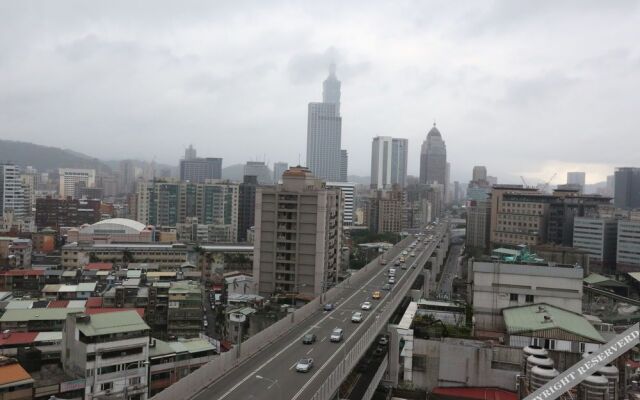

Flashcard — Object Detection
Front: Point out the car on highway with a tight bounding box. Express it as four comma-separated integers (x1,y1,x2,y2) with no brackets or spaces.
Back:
361,301,372,310
323,303,334,311
388,276,395,284
401,263,407,270
378,336,389,345
296,358,314,372
302,333,317,344
402,250,408,256
351,312,364,323
410,252,416,257
373,346,385,356
394,260,401,266
330,328,344,342
399,257,405,263
381,284,391,291
372,291,381,299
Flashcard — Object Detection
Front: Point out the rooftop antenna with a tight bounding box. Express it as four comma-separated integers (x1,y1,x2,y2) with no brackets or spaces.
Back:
298,153,301,167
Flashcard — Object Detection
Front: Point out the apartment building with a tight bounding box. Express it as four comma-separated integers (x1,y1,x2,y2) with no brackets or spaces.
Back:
58,168,96,199
166,281,202,339
472,260,584,331
253,167,342,299
61,243,188,269
62,311,150,400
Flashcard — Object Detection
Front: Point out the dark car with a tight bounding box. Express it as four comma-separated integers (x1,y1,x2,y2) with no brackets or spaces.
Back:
382,284,391,291
302,333,317,344
373,346,385,356
323,303,334,311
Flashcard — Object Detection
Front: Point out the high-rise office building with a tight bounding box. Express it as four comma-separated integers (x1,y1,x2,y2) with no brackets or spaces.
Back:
472,166,487,182
253,167,341,298
0,163,25,220
567,172,586,187
179,157,222,183
244,161,272,185
185,144,197,161
20,169,37,217
306,65,342,182
119,160,137,195
419,124,447,197
58,168,96,199
614,167,640,209
370,137,408,189
273,162,289,184
367,187,405,234
238,175,259,242
340,150,348,182
573,217,618,271
617,219,640,272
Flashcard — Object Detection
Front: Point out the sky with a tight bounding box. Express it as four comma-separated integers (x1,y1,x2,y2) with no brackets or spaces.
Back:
1,1,639,185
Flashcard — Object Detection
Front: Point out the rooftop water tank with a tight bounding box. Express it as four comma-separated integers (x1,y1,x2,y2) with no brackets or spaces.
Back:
578,373,609,400
530,365,559,391
522,345,548,373
526,355,554,384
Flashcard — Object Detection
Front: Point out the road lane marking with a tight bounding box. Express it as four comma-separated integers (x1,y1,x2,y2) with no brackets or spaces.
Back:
321,336,327,342
307,348,313,355
289,361,297,370
291,238,434,400
210,238,413,400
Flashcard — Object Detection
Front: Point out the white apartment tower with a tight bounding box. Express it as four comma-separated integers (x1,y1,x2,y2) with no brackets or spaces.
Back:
370,136,408,189
59,168,96,198
306,65,342,182
0,163,26,220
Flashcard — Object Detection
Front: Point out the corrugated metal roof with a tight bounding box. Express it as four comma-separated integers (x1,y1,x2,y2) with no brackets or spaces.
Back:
76,310,149,337
431,387,518,400
0,308,85,322
5,300,35,310
584,273,627,287
68,300,87,308
503,303,604,343
34,331,62,342
77,282,97,292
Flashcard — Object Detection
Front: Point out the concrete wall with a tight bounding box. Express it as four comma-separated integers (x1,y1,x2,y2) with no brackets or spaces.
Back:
414,338,518,391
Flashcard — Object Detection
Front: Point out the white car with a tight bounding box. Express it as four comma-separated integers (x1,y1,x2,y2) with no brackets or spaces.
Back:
361,301,372,310
330,328,344,342
351,312,364,323
388,277,395,284
296,358,314,372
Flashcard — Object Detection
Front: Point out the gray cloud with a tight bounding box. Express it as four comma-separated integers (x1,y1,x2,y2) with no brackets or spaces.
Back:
0,1,639,185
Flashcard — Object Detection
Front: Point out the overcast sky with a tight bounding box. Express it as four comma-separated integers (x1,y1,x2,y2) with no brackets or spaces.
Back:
1,1,639,184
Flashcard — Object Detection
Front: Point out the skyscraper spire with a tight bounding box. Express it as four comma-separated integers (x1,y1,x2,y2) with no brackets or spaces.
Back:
322,64,341,117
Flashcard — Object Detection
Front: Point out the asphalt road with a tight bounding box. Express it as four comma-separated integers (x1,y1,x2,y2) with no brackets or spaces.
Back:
190,223,447,400
436,243,462,297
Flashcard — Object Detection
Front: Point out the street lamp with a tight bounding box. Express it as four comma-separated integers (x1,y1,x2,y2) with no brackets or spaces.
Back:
122,360,150,400
255,375,282,400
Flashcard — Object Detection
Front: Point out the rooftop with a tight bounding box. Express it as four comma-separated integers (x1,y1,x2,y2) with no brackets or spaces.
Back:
76,310,149,336
503,303,604,343
0,308,85,322
0,360,33,386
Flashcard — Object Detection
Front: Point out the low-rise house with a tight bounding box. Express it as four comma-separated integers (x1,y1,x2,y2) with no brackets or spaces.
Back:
61,311,151,400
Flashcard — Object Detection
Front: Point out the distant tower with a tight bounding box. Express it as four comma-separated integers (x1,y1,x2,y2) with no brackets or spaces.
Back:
273,162,289,183
185,144,197,161
419,123,447,191
340,150,348,182
306,64,342,182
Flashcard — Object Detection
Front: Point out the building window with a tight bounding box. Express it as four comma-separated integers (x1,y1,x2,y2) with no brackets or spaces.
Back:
509,293,518,302
579,342,586,353
129,376,141,385
533,338,556,350
525,295,534,303
100,382,113,391
413,355,427,371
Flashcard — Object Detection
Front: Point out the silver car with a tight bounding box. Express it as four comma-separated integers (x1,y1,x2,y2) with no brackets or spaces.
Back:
330,328,344,342
296,358,314,372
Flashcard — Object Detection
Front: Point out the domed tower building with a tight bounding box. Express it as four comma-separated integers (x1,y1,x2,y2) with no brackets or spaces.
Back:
419,123,447,191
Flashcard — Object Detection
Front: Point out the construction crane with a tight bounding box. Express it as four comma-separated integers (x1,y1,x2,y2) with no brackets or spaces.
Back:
540,172,557,193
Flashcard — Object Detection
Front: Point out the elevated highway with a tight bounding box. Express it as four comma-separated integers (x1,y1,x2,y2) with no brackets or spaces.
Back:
153,220,450,400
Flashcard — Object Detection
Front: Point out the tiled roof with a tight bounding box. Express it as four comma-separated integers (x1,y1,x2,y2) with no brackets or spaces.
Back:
84,262,113,270
2,269,43,276
47,300,70,308
0,362,33,386
431,387,517,400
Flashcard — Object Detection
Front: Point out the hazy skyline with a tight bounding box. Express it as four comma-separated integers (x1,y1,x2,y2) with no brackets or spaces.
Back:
1,1,639,184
